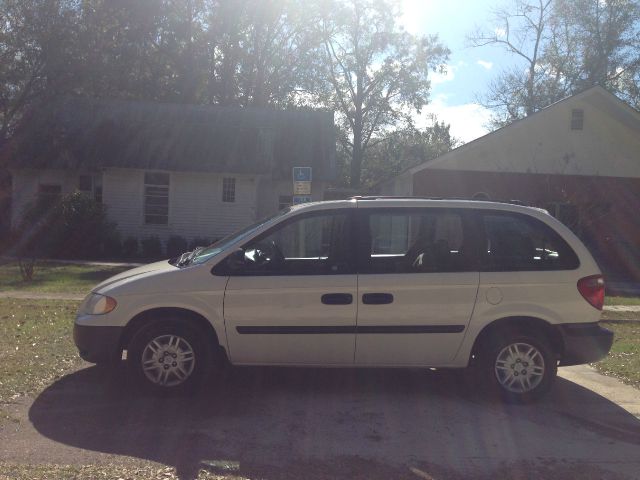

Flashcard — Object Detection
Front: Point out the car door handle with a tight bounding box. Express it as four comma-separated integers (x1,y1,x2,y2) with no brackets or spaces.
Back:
321,293,353,305
362,293,394,305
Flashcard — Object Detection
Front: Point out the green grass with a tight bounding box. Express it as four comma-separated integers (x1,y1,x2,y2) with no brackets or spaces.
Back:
0,261,131,294
0,463,246,480
0,299,82,404
601,310,639,321
605,295,640,306
594,321,640,389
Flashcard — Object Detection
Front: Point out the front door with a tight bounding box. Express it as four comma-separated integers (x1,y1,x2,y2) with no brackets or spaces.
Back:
221,209,357,365
355,207,480,366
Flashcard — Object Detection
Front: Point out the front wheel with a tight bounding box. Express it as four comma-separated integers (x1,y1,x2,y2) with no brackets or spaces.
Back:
483,331,557,402
128,321,211,394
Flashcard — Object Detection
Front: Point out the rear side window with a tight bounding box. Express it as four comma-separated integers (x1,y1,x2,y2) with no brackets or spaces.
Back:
481,212,579,271
361,209,473,273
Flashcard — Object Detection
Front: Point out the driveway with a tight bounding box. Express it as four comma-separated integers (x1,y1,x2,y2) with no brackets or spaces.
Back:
1,365,639,480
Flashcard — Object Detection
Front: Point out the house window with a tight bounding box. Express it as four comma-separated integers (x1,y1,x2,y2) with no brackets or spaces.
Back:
571,109,584,130
222,177,236,203
144,172,169,225
78,174,103,203
37,184,62,202
279,195,292,210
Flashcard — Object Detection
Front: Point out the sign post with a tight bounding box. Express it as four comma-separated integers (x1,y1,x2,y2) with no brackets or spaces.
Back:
292,167,312,204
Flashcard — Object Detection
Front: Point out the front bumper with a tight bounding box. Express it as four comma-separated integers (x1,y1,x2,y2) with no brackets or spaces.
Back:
558,322,614,366
73,323,124,364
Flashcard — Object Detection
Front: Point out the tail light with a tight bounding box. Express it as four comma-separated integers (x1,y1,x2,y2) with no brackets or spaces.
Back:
577,275,605,310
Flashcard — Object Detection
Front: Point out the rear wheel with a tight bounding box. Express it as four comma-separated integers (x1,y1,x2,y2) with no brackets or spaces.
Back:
482,330,557,402
128,320,211,394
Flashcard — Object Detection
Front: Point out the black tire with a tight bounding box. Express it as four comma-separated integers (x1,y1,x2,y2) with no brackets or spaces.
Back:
127,319,212,395
481,329,557,403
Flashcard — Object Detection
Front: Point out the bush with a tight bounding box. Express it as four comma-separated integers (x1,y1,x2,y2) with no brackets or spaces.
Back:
122,237,139,258
15,192,116,260
102,230,122,258
188,237,212,250
141,236,163,259
166,235,188,258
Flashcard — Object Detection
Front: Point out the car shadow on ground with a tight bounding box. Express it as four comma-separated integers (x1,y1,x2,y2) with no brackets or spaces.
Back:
29,365,640,480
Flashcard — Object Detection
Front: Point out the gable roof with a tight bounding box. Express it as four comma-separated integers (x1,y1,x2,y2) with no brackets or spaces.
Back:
406,86,640,178
2,96,336,181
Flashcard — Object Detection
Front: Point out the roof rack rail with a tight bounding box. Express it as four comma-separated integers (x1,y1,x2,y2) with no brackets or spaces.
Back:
348,195,531,207
348,195,445,200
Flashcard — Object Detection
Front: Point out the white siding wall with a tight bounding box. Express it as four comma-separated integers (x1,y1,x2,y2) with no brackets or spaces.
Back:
103,168,258,243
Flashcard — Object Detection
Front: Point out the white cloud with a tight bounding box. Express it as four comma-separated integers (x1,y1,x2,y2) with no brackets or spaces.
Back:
494,27,507,38
477,60,493,70
416,94,492,143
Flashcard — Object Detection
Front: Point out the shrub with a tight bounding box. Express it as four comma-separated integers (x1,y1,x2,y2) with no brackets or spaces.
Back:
15,192,116,260
122,237,139,258
102,230,123,258
188,237,212,250
141,236,163,259
166,235,188,258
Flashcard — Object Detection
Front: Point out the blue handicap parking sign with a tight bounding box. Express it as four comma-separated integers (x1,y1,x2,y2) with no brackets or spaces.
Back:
293,195,313,204
293,166,312,182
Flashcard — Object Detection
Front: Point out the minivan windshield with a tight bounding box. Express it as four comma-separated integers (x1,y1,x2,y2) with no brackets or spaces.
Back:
189,208,292,265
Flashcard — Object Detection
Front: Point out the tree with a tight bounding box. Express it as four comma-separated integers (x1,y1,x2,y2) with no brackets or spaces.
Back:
360,120,457,189
548,0,640,106
202,0,325,107
470,0,640,128
318,0,449,188
0,0,79,143
469,0,559,128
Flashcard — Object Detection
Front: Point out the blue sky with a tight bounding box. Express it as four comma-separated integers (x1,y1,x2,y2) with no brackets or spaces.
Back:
400,0,518,142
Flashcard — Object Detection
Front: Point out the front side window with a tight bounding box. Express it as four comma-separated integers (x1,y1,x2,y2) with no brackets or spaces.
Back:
230,212,353,275
144,172,169,225
481,212,579,271
362,209,470,274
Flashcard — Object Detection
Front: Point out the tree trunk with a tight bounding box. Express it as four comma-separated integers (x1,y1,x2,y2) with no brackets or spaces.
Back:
350,137,363,189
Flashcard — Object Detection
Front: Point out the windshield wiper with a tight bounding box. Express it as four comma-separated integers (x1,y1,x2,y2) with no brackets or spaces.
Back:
177,247,204,267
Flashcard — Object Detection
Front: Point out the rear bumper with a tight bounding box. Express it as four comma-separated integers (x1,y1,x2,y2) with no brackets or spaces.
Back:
73,323,124,364
558,323,614,366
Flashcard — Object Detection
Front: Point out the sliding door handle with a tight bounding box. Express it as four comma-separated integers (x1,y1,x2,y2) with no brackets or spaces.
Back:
321,293,353,305
362,293,394,305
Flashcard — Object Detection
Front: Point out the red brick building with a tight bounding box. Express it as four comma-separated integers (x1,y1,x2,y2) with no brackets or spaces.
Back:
384,87,640,281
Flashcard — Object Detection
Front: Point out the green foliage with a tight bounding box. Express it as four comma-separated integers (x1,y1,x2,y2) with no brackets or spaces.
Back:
141,236,163,259
361,121,457,189
15,192,116,260
166,235,188,258
122,237,139,258
102,230,122,258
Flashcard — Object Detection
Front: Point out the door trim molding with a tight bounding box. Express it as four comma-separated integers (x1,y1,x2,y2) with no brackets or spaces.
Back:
236,325,465,334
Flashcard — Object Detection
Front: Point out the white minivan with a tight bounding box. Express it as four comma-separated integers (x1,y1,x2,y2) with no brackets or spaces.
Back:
74,198,613,401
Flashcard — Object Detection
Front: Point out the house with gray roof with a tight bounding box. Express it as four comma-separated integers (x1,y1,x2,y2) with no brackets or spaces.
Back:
3,97,335,246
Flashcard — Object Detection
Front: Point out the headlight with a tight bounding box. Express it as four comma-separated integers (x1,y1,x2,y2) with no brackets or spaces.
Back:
82,293,117,315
